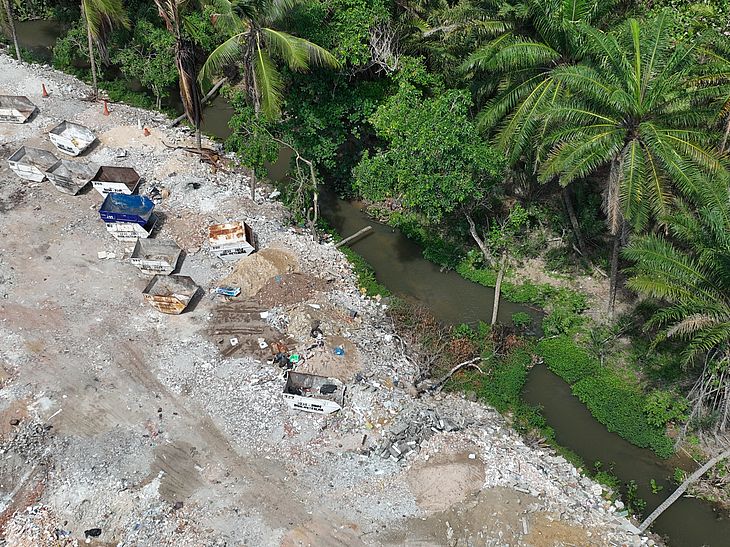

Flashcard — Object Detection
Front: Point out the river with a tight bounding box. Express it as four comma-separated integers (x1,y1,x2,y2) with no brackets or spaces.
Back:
12,19,730,546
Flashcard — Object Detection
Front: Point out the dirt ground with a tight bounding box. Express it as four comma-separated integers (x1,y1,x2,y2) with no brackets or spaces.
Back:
0,56,653,547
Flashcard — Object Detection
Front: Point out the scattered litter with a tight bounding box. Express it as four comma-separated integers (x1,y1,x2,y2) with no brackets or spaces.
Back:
283,372,345,414
334,346,345,356
214,286,241,297
259,311,270,319
257,337,268,349
230,337,239,346
307,303,321,309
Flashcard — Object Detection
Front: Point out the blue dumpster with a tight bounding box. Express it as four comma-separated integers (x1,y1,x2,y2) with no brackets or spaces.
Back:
99,193,154,225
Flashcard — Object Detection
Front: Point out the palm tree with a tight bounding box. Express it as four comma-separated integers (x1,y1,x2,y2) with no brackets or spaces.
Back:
460,0,616,254
200,0,340,120
1,0,21,62
154,0,203,150
624,192,730,433
538,13,727,317
82,0,129,99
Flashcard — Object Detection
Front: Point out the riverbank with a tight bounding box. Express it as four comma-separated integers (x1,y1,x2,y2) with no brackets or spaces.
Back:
0,57,660,545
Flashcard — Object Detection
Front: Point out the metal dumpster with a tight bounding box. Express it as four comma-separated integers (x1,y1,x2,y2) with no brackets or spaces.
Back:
142,275,199,314
99,193,154,224
48,121,96,156
45,159,97,195
91,166,141,196
8,147,58,182
208,221,256,260
131,239,182,275
0,95,37,123
99,193,156,242
283,372,345,414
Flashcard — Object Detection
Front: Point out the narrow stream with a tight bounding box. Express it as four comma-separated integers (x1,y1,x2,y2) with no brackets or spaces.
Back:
15,19,730,546
13,20,66,61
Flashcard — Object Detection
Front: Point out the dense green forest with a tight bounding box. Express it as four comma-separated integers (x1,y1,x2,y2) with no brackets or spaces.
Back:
4,0,730,473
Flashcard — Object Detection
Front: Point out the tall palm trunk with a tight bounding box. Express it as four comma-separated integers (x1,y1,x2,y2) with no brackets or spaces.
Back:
83,4,99,99
3,0,20,61
562,186,588,256
606,156,623,319
721,114,730,153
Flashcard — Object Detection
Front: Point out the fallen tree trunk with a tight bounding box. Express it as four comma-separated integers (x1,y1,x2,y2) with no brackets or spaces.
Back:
335,226,373,248
418,357,483,394
170,78,227,128
638,448,730,532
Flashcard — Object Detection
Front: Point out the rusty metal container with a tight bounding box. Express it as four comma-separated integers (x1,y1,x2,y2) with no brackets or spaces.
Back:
131,239,182,275
208,221,255,260
45,159,97,195
142,275,199,314
91,166,141,196
0,95,37,123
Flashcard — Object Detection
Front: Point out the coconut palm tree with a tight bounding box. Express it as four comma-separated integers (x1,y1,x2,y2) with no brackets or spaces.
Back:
624,191,730,433
1,0,21,62
538,13,727,317
154,0,203,149
460,0,618,254
82,0,129,99
200,0,340,120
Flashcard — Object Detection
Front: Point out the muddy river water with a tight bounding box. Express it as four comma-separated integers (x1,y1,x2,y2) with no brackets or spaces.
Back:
12,19,730,545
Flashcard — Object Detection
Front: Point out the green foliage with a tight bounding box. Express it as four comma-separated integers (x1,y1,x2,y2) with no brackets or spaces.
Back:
53,21,92,77
573,372,675,457
112,20,177,108
290,0,390,67
537,336,674,457
473,348,532,412
536,336,598,383
225,95,280,178
650,478,664,494
625,480,647,516
540,13,727,233
673,467,687,484
512,312,532,329
200,0,340,120
389,211,463,267
641,0,730,37
353,78,505,224
644,390,689,428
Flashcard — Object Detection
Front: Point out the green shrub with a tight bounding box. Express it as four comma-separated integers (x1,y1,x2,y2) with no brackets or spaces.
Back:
537,336,598,384
475,348,532,412
512,312,532,329
643,390,689,428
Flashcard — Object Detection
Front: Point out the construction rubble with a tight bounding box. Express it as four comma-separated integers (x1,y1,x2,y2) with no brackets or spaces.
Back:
0,56,662,545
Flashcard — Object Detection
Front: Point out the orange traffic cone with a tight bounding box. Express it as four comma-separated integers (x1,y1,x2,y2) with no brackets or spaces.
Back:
143,127,151,136
102,100,110,116
41,83,49,98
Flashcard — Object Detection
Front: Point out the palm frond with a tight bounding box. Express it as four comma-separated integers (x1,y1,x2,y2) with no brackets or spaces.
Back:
253,43,284,119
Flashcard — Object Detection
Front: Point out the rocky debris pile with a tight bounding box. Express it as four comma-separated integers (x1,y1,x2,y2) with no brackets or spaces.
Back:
376,406,464,462
0,419,51,464
3,505,79,547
